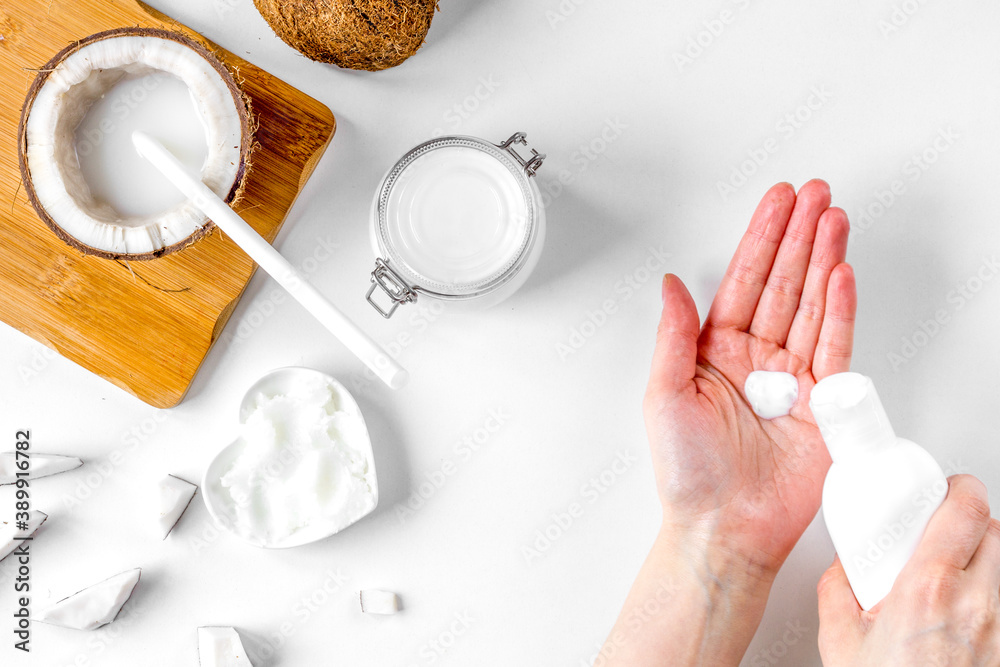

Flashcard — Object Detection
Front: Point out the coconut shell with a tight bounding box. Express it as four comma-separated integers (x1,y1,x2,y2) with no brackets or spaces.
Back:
253,0,438,71
17,27,255,261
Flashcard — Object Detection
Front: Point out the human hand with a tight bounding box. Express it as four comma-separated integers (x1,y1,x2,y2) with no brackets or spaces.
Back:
646,180,856,574
599,181,857,667
818,475,1000,666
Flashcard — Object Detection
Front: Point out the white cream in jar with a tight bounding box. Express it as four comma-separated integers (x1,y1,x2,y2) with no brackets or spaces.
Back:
367,133,546,317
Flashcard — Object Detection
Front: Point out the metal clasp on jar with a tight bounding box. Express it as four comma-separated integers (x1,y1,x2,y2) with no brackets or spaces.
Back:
367,258,418,319
499,132,546,177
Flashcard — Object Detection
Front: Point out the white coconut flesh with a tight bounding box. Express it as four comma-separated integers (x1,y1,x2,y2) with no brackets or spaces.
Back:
0,452,82,485
36,568,142,631
157,474,198,539
0,511,47,562
360,589,400,615
198,627,253,667
23,34,244,258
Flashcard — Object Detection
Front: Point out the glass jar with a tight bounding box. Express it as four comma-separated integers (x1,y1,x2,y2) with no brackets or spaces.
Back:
366,132,546,318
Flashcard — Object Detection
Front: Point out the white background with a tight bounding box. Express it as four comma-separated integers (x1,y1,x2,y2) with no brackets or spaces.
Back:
2,0,999,665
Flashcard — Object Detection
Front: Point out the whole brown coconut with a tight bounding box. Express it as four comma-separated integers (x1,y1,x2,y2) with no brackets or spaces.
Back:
253,0,438,71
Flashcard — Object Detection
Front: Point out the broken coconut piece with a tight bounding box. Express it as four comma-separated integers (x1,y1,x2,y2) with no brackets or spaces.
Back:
158,474,198,540
198,627,253,667
36,569,141,631
359,590,400,615
0,452,82,485
18,27,253,260
0,511,47,562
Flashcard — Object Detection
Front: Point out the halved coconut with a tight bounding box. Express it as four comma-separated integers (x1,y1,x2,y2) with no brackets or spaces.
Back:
18,28,253,260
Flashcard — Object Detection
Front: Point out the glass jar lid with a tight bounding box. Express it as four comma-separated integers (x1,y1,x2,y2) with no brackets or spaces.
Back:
368,133,545,318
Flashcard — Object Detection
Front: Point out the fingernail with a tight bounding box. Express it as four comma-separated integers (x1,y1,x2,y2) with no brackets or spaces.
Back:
661,274,671,305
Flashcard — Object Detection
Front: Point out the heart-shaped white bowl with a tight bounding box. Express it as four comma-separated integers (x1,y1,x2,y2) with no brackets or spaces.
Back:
202,367,378,549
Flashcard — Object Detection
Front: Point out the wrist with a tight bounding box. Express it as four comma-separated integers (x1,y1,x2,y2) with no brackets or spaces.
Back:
600,521,778,666
660,510,786,584
655,517,779,659
658,518,777,597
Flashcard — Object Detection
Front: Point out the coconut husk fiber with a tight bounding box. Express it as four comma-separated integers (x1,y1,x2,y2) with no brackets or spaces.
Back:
253,0,439,72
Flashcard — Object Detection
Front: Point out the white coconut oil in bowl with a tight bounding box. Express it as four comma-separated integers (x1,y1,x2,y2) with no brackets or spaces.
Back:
202,368,378,549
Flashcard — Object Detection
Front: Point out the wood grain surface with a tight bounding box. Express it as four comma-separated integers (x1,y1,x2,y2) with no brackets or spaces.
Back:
0,0,336,408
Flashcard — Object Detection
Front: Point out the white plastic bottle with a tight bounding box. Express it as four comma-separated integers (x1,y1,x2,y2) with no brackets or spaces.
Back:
809,372,947,611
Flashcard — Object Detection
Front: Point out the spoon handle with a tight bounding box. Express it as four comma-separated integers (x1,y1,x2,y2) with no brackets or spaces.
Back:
133,131,408,390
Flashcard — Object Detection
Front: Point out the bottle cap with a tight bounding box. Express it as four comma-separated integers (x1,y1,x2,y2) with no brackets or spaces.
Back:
809,373,896,463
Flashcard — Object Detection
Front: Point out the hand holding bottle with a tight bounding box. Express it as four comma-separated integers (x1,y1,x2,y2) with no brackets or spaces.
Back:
645,179,856,574
818,474,1000,666
600,179,1000,667
811,372,948,610
600,180,857,666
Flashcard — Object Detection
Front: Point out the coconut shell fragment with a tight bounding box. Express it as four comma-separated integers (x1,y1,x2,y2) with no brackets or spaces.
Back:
36,569,142,631
253,0,438,71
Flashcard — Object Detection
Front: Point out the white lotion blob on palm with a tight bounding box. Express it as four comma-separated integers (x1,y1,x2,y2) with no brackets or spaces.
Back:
744,371,799,419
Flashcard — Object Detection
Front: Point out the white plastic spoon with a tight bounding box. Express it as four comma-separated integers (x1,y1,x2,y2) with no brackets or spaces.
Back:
132,131,407,390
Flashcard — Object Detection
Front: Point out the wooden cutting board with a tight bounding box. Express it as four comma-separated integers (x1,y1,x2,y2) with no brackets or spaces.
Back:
0,0,336,408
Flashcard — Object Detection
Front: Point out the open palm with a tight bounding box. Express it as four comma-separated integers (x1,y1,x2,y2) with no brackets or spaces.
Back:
645,181,857,572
